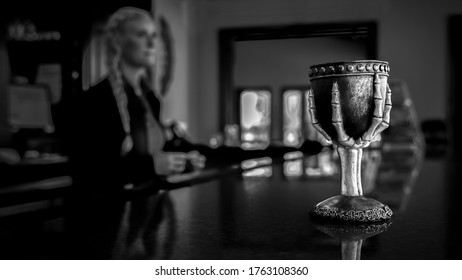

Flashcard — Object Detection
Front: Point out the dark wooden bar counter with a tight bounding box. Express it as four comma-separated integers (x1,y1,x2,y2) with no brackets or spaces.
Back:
0,142,460,260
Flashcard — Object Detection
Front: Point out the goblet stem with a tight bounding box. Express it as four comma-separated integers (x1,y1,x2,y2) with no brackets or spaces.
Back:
337,146,363,196
341,240,363,260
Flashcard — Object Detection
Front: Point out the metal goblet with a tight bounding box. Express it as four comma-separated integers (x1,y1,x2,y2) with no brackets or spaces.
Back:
308,60,393,222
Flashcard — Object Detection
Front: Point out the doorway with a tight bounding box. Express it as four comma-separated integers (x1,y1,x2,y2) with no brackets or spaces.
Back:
218,22,378,143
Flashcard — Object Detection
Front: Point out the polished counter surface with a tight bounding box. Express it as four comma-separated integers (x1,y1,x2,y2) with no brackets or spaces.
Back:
0,144,460,260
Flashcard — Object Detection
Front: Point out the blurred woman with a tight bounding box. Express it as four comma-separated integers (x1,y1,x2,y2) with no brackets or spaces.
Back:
69,7,205,195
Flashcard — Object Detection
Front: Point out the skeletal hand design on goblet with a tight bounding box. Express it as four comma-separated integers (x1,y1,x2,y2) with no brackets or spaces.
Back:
308,60,393,222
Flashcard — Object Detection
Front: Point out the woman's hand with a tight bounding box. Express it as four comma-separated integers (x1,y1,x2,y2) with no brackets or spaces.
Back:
154,152,188,175
153,151,206,175
186,151,206,170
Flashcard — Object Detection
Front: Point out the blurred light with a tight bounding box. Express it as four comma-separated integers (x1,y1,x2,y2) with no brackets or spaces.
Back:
286,132,296,144
304,149,338,177
176,120,188,132
241,157,272,170
241,142,269,150
209,133,223,148
242,132,255,141
404,98,412,107
283,90,302,147
284,151,303,160
240,90,271,149
242,167,273,178
123,183,134,190
209,138,218,148
306,167,323,177
318,151,336,176
224,124,240,147
284,159,303,177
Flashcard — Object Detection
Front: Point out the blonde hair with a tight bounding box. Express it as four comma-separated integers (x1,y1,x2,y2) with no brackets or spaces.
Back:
104,7,155,155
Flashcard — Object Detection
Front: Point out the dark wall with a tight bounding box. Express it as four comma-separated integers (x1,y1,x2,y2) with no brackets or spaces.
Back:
0,0,151,149
1,0,151,25
1,0,152,51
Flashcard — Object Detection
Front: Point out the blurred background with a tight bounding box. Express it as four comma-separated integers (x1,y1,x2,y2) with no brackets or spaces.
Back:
0,0,458,156
1,0,462,260
0,0,459,200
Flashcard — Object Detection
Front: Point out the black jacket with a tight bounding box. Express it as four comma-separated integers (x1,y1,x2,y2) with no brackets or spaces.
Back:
68,77,162,195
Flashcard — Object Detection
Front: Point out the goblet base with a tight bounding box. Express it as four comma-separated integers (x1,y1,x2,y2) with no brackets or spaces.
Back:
311,195,393,223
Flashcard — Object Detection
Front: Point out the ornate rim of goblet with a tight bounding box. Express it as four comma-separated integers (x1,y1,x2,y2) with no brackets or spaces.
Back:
309,60,390,80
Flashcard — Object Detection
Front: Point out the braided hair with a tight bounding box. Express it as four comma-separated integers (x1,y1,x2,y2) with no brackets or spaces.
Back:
104,7,156,155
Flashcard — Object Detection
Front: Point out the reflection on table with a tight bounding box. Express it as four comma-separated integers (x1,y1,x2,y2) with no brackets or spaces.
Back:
0,108,451,260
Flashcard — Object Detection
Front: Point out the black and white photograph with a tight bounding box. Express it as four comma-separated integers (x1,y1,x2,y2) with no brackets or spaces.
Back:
0,0,461,278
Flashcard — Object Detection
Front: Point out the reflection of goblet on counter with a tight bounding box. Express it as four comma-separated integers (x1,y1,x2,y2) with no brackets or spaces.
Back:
313,219,392,259
308,60,393,222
